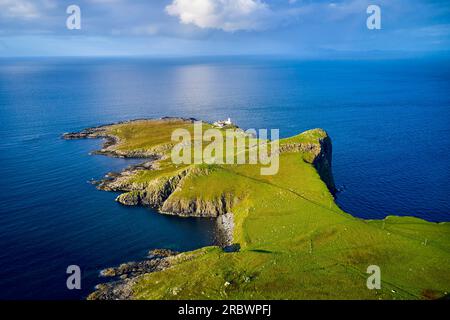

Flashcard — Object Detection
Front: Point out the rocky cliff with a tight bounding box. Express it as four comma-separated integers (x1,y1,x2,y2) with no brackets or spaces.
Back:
64,121,336,219
279,129,336,194
114,168,240,218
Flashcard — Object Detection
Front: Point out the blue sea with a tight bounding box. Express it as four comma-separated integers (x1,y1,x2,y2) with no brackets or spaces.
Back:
0,57,449,300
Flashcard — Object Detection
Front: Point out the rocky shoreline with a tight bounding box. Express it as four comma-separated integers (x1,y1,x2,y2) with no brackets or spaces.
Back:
64,118,335,216
64,118,336,300
63,117,196,158
88,249,203,300
64,117,335,244
64,118,243,220
64,119,238,299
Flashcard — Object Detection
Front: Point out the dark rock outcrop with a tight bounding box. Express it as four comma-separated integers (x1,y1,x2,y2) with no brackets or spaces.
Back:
161,192,239,218
88,249,202,300
115,170,188,207
279,132,336,195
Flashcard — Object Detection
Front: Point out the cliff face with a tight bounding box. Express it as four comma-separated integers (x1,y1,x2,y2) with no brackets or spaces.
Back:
115,168,240,218
161,192,238,218
116,170,188,207
279,130,336,195
314,136,336,195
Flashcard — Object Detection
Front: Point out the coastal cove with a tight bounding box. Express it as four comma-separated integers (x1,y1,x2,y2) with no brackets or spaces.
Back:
0,57,449,299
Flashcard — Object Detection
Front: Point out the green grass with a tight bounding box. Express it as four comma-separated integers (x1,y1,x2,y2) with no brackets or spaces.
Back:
107,119,195,152
100,119,450,300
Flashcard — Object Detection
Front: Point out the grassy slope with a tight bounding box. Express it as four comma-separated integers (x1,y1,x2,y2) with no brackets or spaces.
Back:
100,119,450,300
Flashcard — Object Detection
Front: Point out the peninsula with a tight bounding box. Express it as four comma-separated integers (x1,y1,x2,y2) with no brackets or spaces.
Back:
63,118,450,300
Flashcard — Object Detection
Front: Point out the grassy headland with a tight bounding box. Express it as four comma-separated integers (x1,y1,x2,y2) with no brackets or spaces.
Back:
64,118,450,300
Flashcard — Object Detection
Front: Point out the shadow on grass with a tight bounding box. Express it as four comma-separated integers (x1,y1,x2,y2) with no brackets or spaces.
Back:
249,249,273,254
223,244,241,253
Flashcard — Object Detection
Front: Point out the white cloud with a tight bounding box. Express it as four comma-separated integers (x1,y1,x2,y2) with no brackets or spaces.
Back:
165,0,275,32
0,0,40,19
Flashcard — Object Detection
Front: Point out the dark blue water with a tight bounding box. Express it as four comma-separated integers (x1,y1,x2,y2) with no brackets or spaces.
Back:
0,57,449,299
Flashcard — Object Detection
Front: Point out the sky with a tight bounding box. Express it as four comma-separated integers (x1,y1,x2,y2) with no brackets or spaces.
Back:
0,0,449,57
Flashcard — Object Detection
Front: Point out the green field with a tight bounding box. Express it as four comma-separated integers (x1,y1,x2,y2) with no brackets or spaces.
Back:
87,118,450,300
